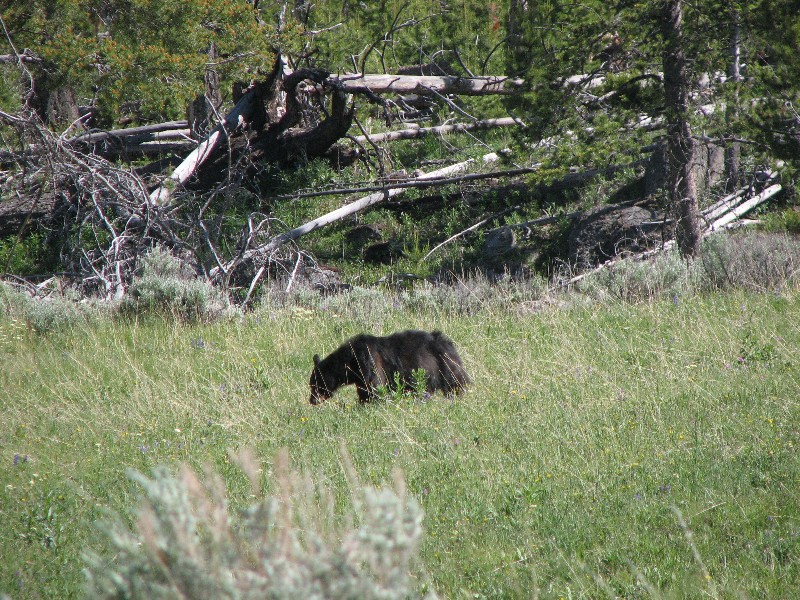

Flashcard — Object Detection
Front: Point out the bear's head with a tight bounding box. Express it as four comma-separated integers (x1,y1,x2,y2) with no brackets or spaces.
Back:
309,354,334,405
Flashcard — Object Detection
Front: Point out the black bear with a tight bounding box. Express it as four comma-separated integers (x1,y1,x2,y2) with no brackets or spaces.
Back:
309,329,469,404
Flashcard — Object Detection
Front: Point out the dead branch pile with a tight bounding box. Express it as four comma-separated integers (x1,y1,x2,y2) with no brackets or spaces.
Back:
1,57,532,300
1,109,155,298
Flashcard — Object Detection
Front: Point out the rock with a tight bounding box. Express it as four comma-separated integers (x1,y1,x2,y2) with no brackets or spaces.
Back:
568,204,667,267
482,226,517,260
310,268,351,295
346,224,383,246
364,241,405,264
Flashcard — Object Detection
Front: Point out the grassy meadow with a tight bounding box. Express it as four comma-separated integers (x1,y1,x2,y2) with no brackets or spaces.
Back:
1,287,799,598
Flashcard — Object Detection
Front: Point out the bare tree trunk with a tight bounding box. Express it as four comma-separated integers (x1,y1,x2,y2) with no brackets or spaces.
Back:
661,0,701,258
507,0,530,73
725,9,742,191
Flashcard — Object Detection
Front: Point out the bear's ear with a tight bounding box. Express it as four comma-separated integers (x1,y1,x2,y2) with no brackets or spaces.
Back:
313,354,321,366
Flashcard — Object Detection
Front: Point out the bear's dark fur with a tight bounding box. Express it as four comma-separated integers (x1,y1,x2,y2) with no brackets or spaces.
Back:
309,329,469,404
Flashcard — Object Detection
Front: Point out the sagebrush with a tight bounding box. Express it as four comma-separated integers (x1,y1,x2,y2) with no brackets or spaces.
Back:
83,448,434,600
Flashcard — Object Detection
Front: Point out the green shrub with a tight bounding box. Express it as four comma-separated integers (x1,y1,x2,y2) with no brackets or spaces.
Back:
784,208,800,234
21,294,87,333
83,449,434,600
122,247,228,322
0,233,51,275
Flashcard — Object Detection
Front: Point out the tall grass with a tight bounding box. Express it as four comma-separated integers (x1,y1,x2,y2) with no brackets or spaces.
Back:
2,237,800,598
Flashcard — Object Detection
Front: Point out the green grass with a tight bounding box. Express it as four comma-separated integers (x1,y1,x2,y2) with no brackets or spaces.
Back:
2,290,800,598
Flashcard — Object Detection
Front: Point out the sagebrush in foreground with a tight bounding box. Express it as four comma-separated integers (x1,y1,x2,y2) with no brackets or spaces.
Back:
83,448,434,600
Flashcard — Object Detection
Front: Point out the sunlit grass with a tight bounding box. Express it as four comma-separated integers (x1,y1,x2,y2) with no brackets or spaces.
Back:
2,290,799,598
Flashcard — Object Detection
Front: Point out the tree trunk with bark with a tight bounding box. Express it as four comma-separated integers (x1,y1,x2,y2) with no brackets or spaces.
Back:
661,0,701,258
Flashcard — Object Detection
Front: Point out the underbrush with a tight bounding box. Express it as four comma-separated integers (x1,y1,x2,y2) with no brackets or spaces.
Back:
576,231,800,302
2,232,799,336
3,231,799,338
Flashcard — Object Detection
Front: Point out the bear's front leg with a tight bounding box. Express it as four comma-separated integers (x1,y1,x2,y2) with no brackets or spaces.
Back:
356,385,372,403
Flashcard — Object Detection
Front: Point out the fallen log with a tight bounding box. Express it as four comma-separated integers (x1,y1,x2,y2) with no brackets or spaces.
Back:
266,164,540,202
148,84,265,206
353,117,523,145
707,183,782,232
334,73,525,96
701,187,748,222
210,151,502,282
69,121,189,145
